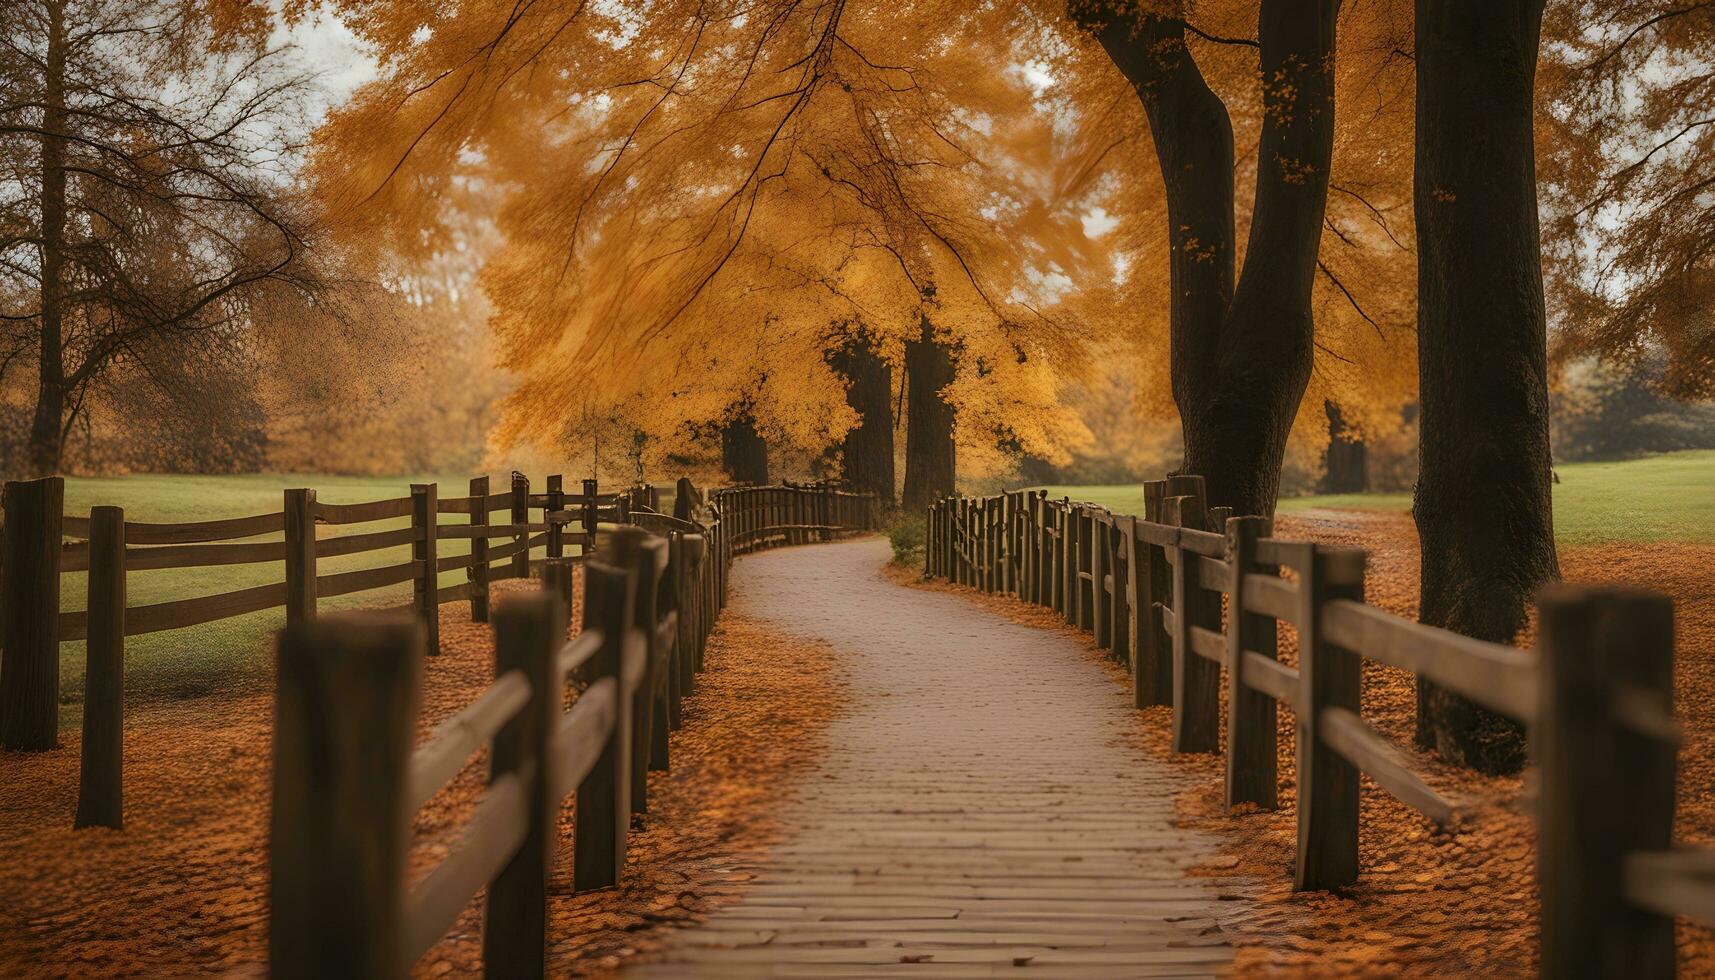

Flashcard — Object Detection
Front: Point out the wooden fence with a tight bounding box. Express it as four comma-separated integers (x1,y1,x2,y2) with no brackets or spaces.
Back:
0,475,863,832
269,483,873,977
927,476,1704,978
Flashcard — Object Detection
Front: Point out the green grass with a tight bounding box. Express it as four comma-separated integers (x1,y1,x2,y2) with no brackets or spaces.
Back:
1036,449,1715,548
52,471,548,716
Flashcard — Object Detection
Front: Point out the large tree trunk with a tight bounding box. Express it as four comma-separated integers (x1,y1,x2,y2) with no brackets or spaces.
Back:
901,320,955,513
828,331,895,506
1086,2,1340,518
29,0,68,478
1413,0,1558,774
720,411,769,485
1320,401,1369,494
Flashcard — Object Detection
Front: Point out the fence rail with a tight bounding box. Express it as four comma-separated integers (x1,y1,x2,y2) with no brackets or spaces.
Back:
269,482,873,977
927,477,1692,978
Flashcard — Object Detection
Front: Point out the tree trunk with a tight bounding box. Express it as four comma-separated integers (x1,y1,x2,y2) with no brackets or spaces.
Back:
29,0,68,478
828,331,895,506
1413,0,1558,774
719,411,769,485
1320,401,1368,494
901,319,955,512
1085,2,1340,518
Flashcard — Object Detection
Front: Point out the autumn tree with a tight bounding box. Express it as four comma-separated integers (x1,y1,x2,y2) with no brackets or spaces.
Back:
1070,0,1343,517
826,323,896,505
1411,0,1558,772
0,0,322,476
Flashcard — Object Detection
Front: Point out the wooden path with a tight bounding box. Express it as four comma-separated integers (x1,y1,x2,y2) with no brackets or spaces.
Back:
628,538,1250,978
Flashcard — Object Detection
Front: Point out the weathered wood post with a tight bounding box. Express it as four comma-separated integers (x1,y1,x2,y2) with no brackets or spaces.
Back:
1537,586,1676,978
1093,514,1112,649
1294,543,1366,890
411,483,440,656
574,560,634,890
283,488,317,627
1225,516,1279,809
1,476,63,751
663,534,684,731
485,589,561,977
546,475,564,560
1062,500,1078,626
1167,478,1220,754
607,528,663,812
581,478,599,558
270,612,420,980
76,505,125,828
1111,518,1132,669
469,476,491,622
1138,480,1173,706
511,471,530,580
680,535,705,696
542,557,576,627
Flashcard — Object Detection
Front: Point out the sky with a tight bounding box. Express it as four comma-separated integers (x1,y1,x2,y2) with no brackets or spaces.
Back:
277,6,377,127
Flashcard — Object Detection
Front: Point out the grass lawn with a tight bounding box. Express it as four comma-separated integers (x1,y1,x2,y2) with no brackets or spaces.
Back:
1036,448,1715,548
51,471,560,715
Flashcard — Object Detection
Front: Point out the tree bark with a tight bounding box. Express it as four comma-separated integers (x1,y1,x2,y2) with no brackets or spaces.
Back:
1084,1,1340,518
901,319,955,512
827,330,895,506
1413,0,1558,774
719,410,769,485
29,0,68,478
1320,401,1368,494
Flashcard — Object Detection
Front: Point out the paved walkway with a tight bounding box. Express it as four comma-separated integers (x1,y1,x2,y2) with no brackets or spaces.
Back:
629,538,1247,978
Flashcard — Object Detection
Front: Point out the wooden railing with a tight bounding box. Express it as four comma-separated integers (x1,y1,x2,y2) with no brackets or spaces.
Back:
268,483,871,977
0,476,867,832
927,476,1699,978
713,481,881,555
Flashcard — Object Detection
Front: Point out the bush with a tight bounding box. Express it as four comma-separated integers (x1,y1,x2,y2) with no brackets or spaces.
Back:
885,511,926,567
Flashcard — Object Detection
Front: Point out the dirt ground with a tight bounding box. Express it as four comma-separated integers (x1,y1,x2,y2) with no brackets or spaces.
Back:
0,574,844,977
901,509,1715,976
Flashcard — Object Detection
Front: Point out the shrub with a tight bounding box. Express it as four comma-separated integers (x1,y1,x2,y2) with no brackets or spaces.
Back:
885,511,926,567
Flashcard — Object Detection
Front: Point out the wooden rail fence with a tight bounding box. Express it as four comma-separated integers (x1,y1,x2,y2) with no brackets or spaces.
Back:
269,483,874,977
928,477,1703,978
0,475,866,832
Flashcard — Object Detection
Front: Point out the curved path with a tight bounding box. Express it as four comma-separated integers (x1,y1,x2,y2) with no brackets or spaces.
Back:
629,538,1248,978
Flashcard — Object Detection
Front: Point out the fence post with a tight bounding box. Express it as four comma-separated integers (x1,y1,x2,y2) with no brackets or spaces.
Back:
1537,586,1676,978
511,471,530,580
469,476,491,622
1094,515,1112,649
1,476,63,751
680,535,705,696
547,474,564,560
485,590,561,978
542,557,576,626
607,528,661,812
1167,478,1220,754
1295,544,1366,890
270,612,419,980
664,534,684,731
581,478,599,558
411,484,440,656
284,488,317,627
1112,518,1132,670
575,560,634,890
1137,480,1172,706
76,505,124,828
1225,516,1279,809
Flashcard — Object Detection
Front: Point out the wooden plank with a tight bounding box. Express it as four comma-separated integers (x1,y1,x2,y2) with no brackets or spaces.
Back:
317,527,417,558
406,670,531,812
1242,573,1298,623
125,540,286,570
553,677,617,799
1188,625,1227,666
1166,480,1219,755
128,581,288,635
313,496,413,525
1193,554,1228,594
316,561,420,599
402,773,530,966
1,477,63,749
284,489,316,627
1295,544,1365,891
1624,849,1715,930
468,475,490,622
1241,651,1298,705
1318,706,1456,825
120,511,283,544
575,562,631,891
1319,598,1536,722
